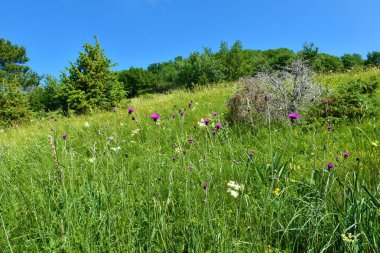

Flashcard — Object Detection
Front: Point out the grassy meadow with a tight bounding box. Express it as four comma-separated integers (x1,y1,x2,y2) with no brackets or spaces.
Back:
0,70,379,252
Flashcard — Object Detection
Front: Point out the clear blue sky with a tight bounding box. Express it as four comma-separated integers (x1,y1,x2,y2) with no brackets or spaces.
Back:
2,0,380,77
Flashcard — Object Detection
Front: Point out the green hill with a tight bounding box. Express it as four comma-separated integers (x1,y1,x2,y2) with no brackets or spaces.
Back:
0,70,379,252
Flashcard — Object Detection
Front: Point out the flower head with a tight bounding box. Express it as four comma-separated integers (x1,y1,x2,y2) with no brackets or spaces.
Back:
249,150,254,158
128,108,135,114
203,118,210,125
227,188,239,198
343,151,349,158
216,123,222,129
202,183,208,190
213,112,217,117
150,113,160,122
327,163,334,170
328,125,333,131
62,133,68,140
212,130,217,135
288,113,299,120
188,137,194,143
323,99,330,104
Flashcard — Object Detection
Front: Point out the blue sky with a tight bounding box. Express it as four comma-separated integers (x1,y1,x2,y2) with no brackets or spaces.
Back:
2,0,380,77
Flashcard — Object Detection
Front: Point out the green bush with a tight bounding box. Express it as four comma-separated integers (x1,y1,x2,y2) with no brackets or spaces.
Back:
311,77,379,121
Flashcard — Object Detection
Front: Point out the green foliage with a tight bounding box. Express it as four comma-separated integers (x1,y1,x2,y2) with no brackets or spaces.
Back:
366,51,380,66
0,38,39,126
0,80,31,126
118,67,158,97
0,38,40,88
298,42,319,64
312,77,379,121
175,49,224,89
312,53,344,73
263,48,296,70
60,37,125,114
341,53,364,69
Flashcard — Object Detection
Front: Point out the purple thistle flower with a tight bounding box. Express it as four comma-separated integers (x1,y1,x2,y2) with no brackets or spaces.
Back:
128,108,135,114
150,113,160,122
203,118,210,125
202,183,208,190
213,112,217,117
172,156,177,162
188,137,194,143
216,123,222,129
188,102,192,108
323,99,330,104
327,125,333,131
343,151,349,158
249,150,254,158
180,111,185,117
212,130,217,135
327,163,334,170
62,133,68,140
288,113,299,121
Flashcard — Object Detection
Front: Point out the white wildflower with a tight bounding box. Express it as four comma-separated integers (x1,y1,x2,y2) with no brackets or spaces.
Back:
227,189,239,198
197,121,207,128
110,146,121,152
175,147,182,153
131,128,140,136
341,233,356,243
227,181,243,191
84,122,90,128
109,135,115,141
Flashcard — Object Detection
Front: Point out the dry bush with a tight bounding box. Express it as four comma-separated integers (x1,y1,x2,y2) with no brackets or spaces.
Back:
228,59,323,123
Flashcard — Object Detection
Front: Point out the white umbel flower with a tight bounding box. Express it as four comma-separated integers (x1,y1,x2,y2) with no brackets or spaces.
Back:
227,188,239,198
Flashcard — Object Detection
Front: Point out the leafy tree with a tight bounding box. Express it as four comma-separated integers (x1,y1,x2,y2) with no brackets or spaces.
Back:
263,48,296,70
215,41,245,81
175,49,224,89
366,51,380,66
0,78,31,126
0,38,39,126
118,67,158,97
312,53,343,73
298,42,319,65
0,38,40,87
341,54,364,69
60,37,125,114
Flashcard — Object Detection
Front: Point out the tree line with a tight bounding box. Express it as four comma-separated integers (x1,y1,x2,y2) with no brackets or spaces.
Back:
1,36,379,126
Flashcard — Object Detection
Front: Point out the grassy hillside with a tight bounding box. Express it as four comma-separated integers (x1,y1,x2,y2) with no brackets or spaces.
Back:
0,71,379,252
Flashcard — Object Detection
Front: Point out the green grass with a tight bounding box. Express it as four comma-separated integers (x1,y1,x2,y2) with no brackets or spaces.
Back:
0,75,379,252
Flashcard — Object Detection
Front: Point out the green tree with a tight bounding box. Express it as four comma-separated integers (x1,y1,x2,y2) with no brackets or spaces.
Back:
366,51,380,66
0,38,39,126
341,54,364,69
312,53,343,73
298,42,319,65
118,67,158,97
61,37,125,114
215,41,245,81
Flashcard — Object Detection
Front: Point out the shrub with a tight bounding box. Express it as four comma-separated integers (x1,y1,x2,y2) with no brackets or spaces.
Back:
227,59,322,123
311,77,379,121
0,81,31,127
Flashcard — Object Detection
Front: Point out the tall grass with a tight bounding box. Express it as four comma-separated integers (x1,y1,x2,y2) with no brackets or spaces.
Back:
0,78,379,252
